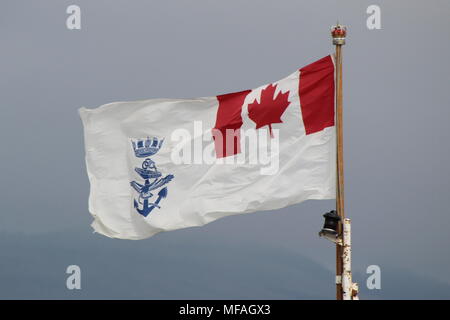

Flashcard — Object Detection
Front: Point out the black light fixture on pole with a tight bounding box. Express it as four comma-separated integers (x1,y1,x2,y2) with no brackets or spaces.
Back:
318,210,341,244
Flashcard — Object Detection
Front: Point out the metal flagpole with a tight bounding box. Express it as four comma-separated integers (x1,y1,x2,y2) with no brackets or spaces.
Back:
317,23,359,300
331,23,346,301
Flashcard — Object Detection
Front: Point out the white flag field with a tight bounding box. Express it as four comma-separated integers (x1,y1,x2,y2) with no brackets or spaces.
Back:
79,55,337,239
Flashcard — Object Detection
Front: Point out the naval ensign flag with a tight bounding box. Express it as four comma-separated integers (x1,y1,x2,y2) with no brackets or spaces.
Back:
79,55,336,239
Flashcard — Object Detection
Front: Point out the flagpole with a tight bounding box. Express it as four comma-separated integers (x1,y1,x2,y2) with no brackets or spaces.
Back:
332,23,346,300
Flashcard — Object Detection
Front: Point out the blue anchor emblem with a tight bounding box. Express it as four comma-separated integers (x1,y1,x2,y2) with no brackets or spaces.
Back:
129,137,174,217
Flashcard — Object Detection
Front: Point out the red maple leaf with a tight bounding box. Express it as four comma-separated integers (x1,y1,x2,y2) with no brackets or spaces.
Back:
248,84,290,137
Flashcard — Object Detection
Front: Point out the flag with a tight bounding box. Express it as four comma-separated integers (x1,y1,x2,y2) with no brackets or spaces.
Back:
79,55,336,239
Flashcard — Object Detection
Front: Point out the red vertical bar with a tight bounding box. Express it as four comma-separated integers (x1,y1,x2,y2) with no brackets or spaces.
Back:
299,55,335,135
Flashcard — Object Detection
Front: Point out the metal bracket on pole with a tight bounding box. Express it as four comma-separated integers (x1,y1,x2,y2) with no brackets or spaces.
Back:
352,282,359,300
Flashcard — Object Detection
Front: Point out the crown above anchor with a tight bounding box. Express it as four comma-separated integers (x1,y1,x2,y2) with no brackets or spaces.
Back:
132,137,164,158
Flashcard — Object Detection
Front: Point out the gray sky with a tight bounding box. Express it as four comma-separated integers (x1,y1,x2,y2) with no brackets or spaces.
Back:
1,0,450,299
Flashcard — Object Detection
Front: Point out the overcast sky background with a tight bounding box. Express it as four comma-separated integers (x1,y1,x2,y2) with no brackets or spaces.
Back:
1,0,450,299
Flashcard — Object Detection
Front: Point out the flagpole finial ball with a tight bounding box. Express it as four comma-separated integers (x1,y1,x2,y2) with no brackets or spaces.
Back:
331,24,347,45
